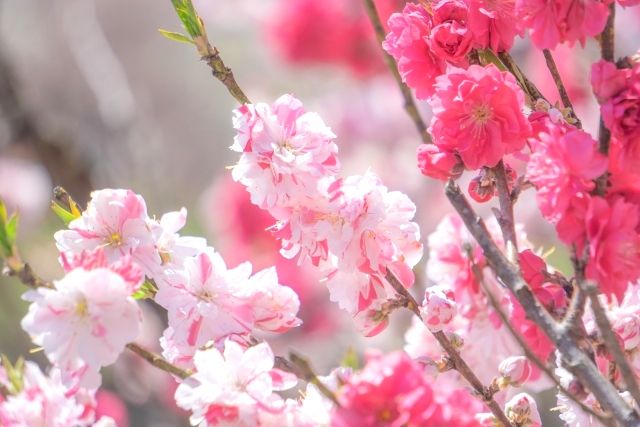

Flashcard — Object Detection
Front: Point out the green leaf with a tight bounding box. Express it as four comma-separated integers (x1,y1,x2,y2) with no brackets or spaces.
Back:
50,201,80,226
170,0,202,38
477,49,507,71
159,29,195,45
132,278,159,300
1,355,24,395
0,200,17,258
340,347,360,370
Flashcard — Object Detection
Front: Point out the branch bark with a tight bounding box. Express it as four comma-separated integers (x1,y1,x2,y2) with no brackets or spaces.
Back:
385,270,514,427
445,180,640,426
362,0,430,144
542,49,582,128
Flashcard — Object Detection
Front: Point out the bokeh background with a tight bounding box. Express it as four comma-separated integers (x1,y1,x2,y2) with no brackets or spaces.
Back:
1,0,639,425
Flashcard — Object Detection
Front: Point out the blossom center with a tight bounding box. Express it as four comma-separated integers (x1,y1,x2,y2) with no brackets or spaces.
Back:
107,232,123,247
472,104,493,125
75,297,89,318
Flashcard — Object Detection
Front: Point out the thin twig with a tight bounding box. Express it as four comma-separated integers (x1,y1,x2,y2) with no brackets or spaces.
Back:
385,270,514,427
362,0,430,143
498,52,547,103
126,343,192,379
3,256,54,289
277,353,341,407
492,161,518,263
542,49,582,128
583,281,640,408
445,180,640,426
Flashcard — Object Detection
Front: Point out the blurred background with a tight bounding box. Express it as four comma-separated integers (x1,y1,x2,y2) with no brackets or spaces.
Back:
0,0,639,425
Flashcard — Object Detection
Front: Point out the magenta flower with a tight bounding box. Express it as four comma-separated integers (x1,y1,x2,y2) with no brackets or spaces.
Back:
429,64,530,169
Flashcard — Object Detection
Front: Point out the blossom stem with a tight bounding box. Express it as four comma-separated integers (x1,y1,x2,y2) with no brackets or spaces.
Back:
3,256,54,289
497,52,547,103
385,269,514,427
582,280,640,408
542,49,582,128
125,343,192,379
445,179,640,427
469,254,613,425
492,161,518,263
277,353,341,407
362,0,430,144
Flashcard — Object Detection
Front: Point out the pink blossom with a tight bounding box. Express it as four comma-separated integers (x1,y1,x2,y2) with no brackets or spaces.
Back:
428,64,530,169
383,3,447,99
332,351,437,426
174,341,297,427
591,60,627,103
155,248,300,366
21,268,142,388
505,393,542,427
416,144,464,181
526,123,607,224
230,94,339,212
499,356,533,386
469,0,521,51
0,362,98,427
584,196,640,300
421,285,457,332
515,0,610,49
428,0,474,65
54,189,162,274
95,390,129,427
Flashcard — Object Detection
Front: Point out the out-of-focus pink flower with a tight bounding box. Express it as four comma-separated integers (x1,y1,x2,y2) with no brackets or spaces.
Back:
499,356,533,387
0,156,51,226
95,390,129,427
421,285,457,332
383,3,447,99
526,123,607,225
0,362,98,426
267,0,402,77
584,196,640,300
21,268,142,389
429,0,474,65
591,60,627,103
516,0,610,49
429,64,530,169
416,144,464,181
230,94,339,213
469,0,521,51
505,393,542,427
332,351,437,426
175,341,297,427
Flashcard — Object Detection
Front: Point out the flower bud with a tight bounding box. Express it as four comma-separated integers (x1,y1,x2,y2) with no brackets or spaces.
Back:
417,144,464,181
505,393,541,427
468,175,494,203
420,286,456,332
498,356,532,387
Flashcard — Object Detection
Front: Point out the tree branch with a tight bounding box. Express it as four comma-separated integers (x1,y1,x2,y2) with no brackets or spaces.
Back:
385,270,514,427
469,255,613,425
492,161,518,263
362,0,430,144
445,180,640,426
542,49,582,128
583,280,640,408
126,343,192,379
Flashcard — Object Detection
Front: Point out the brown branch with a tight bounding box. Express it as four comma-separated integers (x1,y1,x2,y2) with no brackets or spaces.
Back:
492,161,518,263
362,0,430,144
600,3,616,63
583,281,640,408
3,255,54,290
498,52,547,103
385,270,514,427
276,353,341,407
445,180,640,426
191,31,250,105
469,255,613,425
542,49,582,128
126,343,192,379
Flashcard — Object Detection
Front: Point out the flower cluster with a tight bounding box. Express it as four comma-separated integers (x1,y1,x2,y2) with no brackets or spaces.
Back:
230,94,423,335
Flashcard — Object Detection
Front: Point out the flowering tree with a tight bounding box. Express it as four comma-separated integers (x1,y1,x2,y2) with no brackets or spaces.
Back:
1,0,640,425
